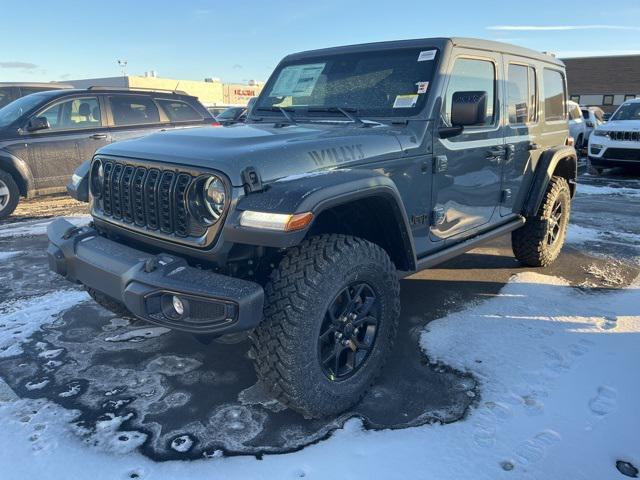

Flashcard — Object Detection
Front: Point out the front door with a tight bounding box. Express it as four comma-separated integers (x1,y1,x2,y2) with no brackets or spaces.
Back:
26,95,106,191
431,52,504,241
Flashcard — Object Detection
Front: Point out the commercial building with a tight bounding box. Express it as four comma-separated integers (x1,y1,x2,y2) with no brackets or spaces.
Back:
63,74,263,107
563,55,640,113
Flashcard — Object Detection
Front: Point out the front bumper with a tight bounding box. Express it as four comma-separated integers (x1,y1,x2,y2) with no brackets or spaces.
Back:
588,141,640,168
47,218,264,334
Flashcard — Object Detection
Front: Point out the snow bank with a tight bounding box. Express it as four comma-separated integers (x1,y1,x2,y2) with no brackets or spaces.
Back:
0,216,90,239
0,251,22,261
0,272,638,479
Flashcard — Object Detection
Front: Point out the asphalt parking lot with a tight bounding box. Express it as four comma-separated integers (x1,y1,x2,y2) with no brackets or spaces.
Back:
0,169,638,461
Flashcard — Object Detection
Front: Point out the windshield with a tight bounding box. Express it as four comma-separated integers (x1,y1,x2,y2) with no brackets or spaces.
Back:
255,47,439,119
611,103,640,121
0,93,49,128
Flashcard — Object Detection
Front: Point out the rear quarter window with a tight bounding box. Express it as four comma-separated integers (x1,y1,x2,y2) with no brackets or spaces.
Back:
157,99,202,122
543,69,566,122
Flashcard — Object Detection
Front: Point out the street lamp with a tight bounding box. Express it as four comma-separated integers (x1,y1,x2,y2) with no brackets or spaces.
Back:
117,59,128,78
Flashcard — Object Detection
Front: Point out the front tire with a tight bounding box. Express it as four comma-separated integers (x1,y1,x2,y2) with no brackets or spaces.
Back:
0,170,20,220
250,234,400,418
512,176,571,267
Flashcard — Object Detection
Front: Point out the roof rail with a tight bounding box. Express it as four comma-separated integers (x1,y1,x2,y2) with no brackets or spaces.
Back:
86,86,190,95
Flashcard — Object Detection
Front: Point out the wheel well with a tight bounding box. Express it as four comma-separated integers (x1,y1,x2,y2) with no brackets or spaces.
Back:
551,155,577,197
0,162,28,197
307,196,414,271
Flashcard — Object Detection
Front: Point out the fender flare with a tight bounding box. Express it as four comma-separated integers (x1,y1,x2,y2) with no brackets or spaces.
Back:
0,150,34,197
223,169,417,269
522,146,577,217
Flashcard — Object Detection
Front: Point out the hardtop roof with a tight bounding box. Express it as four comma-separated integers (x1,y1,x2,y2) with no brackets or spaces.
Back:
284,37,564,67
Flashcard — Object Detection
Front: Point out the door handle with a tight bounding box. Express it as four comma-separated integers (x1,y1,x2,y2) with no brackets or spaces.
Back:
90,133,107,140
486,146,505,160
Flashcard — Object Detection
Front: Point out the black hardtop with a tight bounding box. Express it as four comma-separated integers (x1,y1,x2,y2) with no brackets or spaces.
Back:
283,37,565,67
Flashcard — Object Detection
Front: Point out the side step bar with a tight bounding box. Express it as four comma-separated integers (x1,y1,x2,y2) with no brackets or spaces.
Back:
405,216,526,276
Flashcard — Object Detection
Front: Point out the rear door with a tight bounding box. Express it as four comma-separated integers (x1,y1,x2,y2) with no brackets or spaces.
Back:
431,51,504,241
501,58,541,216
25,95,106,191
105,94,167,143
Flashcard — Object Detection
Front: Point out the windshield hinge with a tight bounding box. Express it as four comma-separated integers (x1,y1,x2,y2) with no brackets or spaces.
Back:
241,167,264,194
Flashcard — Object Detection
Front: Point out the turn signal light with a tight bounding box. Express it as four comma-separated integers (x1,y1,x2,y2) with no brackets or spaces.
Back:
240,211,314,231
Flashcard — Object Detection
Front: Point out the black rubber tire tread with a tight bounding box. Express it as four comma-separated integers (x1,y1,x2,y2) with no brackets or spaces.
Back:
0,169,20,220
250,234,401,418
86,287,132,317
512,176,571,267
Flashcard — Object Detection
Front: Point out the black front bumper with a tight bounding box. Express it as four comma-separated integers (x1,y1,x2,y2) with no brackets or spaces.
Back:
47,218,264,334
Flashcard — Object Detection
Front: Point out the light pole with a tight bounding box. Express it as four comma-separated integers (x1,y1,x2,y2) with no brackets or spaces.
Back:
117,59,128,79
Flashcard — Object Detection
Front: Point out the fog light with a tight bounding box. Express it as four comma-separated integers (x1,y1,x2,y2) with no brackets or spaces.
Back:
172,296,185,316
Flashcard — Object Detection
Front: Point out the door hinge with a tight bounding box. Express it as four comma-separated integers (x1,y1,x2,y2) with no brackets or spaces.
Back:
433,155,448,173
430,206,446,226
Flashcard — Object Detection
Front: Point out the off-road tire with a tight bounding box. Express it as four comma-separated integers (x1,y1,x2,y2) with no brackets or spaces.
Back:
86,287,131,318
0,169,20,220
512,176,571,267
250,234,400,418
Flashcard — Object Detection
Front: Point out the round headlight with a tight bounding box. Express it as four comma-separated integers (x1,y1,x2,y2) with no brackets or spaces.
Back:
90,160,103,198
204,176,226,221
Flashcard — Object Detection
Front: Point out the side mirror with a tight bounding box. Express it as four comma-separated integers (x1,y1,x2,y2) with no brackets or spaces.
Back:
451,91,488,127
27,116,50,132
586,120,594,128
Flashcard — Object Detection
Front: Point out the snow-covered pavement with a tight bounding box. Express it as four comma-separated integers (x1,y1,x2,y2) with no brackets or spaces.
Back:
0,171,639,479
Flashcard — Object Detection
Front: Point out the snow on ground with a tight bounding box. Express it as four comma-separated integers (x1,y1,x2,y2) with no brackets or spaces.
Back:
0,251,23,261
0,216,90,239
578,183,640,198
0,271,638,480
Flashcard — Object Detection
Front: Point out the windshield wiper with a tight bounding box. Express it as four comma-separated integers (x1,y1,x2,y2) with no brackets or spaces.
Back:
307,107,371,127
255,106,297,125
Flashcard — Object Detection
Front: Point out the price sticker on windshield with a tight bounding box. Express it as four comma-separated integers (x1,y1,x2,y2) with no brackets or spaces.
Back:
417,50,437,62
393,94,419,109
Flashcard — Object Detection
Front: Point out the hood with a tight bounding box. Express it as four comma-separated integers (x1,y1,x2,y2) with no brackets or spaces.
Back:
599,120,640,131
97,123,404,186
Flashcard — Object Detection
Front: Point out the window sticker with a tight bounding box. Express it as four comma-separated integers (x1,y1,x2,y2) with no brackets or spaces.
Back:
416,81,429,94
270,63,326,97
417,50,437,62
393,94,419,108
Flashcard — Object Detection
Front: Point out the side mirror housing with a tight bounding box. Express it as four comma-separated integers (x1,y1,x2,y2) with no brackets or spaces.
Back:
451,91,488,127
27,116,50,132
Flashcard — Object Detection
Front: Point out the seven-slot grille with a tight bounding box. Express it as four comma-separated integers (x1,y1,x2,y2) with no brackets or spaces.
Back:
609,131,640,142
97,159,195,237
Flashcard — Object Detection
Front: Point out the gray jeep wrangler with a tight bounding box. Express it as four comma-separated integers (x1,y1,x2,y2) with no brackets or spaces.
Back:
48,37,577,418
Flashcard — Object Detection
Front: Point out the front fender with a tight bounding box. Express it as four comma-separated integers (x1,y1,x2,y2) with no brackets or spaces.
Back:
0,149,34,197
223,169,415,263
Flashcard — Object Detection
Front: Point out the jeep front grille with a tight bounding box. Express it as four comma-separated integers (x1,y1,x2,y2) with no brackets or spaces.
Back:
609,131,640,142
94,159,206,239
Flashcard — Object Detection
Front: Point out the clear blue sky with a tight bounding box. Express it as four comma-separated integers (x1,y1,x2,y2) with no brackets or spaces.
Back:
2,0,640,84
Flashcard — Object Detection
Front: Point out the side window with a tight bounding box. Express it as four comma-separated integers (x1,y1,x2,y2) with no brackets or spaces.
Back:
543,69,566,122
156,99,202,122
445,58,496,127
37,97,101,131
109,95,161,126
507,64,529,125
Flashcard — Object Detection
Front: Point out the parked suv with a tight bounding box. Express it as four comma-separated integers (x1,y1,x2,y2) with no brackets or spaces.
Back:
48,38,577,418
568,100,586,150
0,82,72,109
0,88,215,219
588,99,640,174
580,106,605,142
